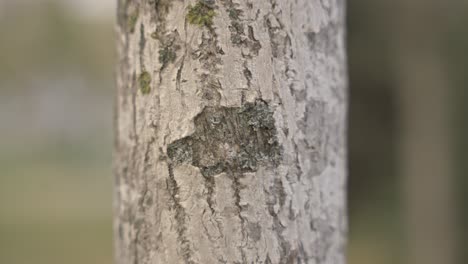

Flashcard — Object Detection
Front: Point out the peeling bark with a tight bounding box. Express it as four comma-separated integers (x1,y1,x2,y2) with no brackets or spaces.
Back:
114,0,348,263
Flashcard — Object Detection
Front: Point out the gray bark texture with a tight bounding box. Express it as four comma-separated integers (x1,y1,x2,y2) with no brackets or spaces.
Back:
114,0,348,263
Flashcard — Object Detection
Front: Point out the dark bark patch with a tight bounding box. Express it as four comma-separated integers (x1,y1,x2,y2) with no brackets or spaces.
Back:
148,0,175,40
167,100,281,176
273,178,287,208
166,163,194,263
158,46,177,69
247,222,262,242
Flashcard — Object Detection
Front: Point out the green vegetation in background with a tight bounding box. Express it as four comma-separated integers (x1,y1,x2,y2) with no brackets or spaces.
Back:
347,0,404,263
445,9,468,264
0,1,114,90
0,2,113,264
0,220,112,264
0,141,113,264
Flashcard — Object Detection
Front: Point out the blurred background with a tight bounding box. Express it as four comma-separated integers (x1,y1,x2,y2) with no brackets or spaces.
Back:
0,0,466,263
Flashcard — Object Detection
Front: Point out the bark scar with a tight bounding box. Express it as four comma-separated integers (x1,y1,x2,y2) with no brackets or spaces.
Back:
166,99,281,176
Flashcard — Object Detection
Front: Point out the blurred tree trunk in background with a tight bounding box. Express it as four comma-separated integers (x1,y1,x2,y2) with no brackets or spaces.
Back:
114,0,347,263
393,1,458,264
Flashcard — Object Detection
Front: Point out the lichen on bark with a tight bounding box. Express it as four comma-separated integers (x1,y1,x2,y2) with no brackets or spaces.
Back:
158,46,177,68
220,0,261,55
127,8,139,33
186,1,216,28
138,71,152,94
167,99,281,176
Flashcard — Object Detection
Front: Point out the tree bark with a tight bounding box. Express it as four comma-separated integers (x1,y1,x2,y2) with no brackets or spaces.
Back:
114,0,347,263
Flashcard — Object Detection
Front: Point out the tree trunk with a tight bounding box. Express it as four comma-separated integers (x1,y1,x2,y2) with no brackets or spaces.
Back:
114,1,347,263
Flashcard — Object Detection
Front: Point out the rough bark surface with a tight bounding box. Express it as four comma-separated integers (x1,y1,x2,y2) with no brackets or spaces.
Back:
114,0,347,263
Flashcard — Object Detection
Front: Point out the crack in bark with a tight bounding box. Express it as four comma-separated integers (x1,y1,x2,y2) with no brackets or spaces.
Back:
176,55,186,91
149,0,174,39
132,136,156,264
139,23,146,70
243,62,253,88
192,25,223,104
221,0,262,103
231,172,248,263
264,0,304,185
140,136,156,210
203,174,216,215
176,17,190,109
130,72,140,188
133,221,142,264
167,163,194,264
221,0,262,56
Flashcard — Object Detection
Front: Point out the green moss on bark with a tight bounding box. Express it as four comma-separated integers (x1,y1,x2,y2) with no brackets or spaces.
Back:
127,9,139,33
187,2,216,27
138,71,152,94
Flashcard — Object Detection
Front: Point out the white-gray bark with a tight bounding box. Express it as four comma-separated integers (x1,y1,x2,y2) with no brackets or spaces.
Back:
114,0,347,263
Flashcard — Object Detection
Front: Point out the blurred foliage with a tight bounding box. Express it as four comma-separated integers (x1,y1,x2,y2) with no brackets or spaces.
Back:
347,1,403,263
0,141,113,264
0,1,114,90
0,1,114,263
445,9,468,263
